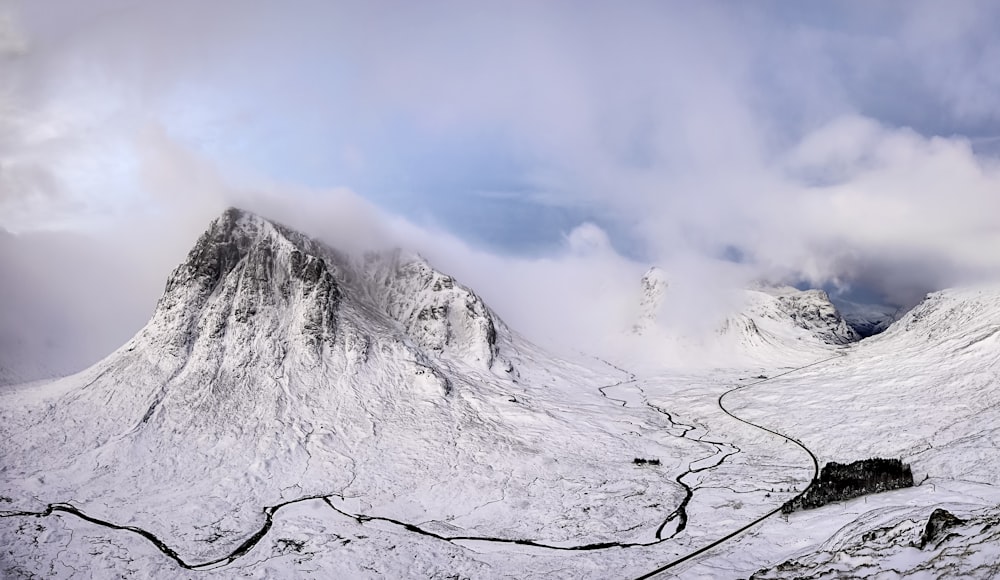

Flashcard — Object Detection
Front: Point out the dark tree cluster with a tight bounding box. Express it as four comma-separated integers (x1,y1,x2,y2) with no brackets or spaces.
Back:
782,458,914,514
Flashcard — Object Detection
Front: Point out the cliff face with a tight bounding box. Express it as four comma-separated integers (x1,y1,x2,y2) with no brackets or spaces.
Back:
750,285,860,345
772,289,860,345
150,207,344,361
363,250,507,372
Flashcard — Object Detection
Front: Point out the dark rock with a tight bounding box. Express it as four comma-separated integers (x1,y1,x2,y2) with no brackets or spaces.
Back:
775,290,860,344
919,508,965,549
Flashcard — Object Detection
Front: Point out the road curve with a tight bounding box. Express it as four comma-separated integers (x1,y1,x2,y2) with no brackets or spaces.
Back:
0,352,845,575
632,352,845,580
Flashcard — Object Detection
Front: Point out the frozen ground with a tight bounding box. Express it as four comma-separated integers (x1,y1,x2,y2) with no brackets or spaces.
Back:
2,210,998,579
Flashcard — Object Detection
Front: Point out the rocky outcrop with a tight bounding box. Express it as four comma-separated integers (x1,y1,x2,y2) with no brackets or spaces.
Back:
151,207,343,357
919,508,965,549
752,506,1000,579
772,289,860,345
363,250,509,373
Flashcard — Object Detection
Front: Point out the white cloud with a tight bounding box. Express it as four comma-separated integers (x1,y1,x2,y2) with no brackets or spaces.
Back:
3,0,1000,372
0,3,25,57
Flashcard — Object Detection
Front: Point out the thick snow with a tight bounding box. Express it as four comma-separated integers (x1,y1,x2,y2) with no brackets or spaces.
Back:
2,210,998,579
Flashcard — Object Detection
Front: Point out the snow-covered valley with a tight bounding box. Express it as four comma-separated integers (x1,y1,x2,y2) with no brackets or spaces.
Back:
2,209,999,579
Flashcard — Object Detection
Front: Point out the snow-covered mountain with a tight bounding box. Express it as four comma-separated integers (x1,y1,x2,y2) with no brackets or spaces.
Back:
632,266,670,335
692,284,1000,578
2,207,520,557
362,248,511,373
628,270,858,368
0,208,707,577
750,284,859,345
3,210,998,579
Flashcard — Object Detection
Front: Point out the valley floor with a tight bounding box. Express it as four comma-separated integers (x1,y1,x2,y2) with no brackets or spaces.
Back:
3,336,999,579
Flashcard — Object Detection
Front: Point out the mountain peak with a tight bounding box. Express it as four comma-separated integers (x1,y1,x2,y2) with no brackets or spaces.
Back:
633,266,669,334
206,206,277,242
145,207,511,378
169,208,264,288
752,286,859,345
165,207,334,291
145,208,348,366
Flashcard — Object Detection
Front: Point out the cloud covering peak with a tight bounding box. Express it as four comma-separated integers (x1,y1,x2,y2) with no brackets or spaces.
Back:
2,0,1000,369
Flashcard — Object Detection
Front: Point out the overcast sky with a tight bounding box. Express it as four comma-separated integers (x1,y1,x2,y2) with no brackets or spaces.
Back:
2,1,1000,377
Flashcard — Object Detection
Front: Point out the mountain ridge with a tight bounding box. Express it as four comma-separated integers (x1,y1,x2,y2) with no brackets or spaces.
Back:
0,207,691,565
4,208,999,578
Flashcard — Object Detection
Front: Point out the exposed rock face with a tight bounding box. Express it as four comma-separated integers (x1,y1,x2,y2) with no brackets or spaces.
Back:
781,458,914,514
150,207,344,361
752,506,1000,579
363,250,508,373
919,508,966,549
771,289,860,345
147,208,508,374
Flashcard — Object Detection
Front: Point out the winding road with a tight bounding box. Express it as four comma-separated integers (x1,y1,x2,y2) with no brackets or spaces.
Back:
632,353,843,579
0,351,845,577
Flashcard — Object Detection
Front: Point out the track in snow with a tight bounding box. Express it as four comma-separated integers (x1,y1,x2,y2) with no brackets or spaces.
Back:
0,353,843,575
593,358,742,542
632,352,844,580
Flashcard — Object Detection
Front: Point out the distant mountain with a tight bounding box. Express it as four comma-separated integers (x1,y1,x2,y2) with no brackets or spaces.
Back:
632,266,669,335
736,284,1000,579
878,286,1000,348
832,299,902,337
753,285,860,345
630,271,858,366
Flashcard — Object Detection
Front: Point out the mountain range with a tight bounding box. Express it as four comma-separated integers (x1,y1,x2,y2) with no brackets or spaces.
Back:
2,208,998,579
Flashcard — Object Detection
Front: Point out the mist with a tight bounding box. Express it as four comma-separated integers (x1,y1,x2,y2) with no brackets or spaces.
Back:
3,1,1000,380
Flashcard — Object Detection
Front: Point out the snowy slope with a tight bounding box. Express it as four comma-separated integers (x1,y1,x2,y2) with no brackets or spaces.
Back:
0,341,67,386
626,270,857,370
669,284,1000,578
633,266,670,335
717,287,856,356
755,285,860,345
0,208,715,578
360,249,512,374
751,504,1000,579
3,212,998,579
